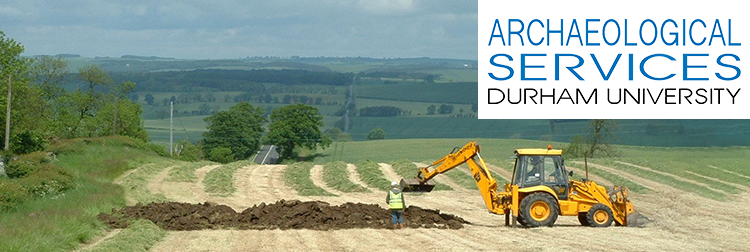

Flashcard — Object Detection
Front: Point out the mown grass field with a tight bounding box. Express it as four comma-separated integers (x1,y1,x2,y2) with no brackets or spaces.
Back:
314,138,750,201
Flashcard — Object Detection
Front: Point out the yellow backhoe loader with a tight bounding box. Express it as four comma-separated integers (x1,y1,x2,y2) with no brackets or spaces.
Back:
400,142,645,227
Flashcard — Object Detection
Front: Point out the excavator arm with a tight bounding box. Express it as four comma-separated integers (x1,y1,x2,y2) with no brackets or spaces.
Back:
400,142,507,214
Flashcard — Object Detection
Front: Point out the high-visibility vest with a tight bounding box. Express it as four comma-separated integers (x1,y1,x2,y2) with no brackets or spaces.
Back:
389,191,404,210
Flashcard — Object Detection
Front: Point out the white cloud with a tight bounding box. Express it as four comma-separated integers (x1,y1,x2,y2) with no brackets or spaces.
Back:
356,0,415,15
0,6,24,17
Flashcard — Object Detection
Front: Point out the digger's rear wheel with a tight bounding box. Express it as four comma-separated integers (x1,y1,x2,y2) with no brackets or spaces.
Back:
578,212,590,226
519,193,558,227
586,204,614,227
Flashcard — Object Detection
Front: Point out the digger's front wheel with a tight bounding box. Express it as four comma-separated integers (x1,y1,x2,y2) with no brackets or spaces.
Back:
519,193,558,227
586,204,614,227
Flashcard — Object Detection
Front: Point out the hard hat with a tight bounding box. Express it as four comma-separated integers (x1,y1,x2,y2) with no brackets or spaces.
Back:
391,181,399,187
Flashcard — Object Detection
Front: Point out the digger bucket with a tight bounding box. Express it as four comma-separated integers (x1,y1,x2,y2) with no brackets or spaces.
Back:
399,178,436,192
609,186,653,227
625,212,652,227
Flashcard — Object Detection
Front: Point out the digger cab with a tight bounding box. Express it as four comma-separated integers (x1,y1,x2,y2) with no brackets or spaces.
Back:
512,148,570,200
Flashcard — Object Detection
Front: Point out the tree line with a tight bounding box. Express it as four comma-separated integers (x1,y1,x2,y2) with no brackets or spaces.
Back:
109,69,354,92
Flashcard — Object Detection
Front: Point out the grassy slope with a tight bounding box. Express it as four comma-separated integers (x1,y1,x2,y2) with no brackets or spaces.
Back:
0,137,168,252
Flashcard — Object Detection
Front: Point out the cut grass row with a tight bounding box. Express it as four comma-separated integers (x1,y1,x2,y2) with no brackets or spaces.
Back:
390,160,452,191
594,159,728,201
166,161,216,182
354,159,391,191
614,157,745,193
118,161,176,204
284,162,336,196
202,160,254,197
438,164,477,190
82,220,166,252
565,163,650,194
486,158,648,194
322,161,369,193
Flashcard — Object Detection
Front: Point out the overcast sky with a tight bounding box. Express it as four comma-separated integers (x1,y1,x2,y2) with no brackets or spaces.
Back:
1,0,477,60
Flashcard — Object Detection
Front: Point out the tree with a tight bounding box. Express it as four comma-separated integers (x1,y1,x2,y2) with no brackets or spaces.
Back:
144,93,155,105
173,139,200,161
427,105,436,115
565,119,619,178
266,104,331,159
366,128,386,140
205,93,216,102
29,55,68,101
93,99,149,142
198,103,211,115
438,104,454,114
203,102,266,161
79,64,112,94
1,31,34,152
129,93,138,102
209,147,234,164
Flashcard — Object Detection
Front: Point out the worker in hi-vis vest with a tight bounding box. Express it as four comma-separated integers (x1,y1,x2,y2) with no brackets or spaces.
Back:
386,181,406,229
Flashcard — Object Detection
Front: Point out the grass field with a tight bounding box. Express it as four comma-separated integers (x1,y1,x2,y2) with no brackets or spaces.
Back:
355,98,473,116
317,138,560,164
354,82,476,104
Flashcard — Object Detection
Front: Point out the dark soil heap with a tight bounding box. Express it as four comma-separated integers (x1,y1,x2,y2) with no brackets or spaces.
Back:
98,200,469,231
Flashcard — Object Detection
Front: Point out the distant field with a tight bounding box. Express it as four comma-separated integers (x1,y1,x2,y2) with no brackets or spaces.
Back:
347,117,551,141
346,117,750,147
354,82,476,104
355,98,473,116
422,68,477,83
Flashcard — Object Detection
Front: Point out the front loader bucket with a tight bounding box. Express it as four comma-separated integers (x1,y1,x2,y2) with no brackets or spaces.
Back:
625,212,652,227
400,178,436,192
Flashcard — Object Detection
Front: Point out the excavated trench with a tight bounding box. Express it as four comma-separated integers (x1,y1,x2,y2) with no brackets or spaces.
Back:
99,200,469,230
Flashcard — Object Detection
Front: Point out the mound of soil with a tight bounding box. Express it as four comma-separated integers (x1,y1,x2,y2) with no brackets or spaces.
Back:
99,200,469,231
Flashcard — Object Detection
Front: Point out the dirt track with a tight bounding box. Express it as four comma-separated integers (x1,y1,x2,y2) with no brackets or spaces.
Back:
119,162,750,252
